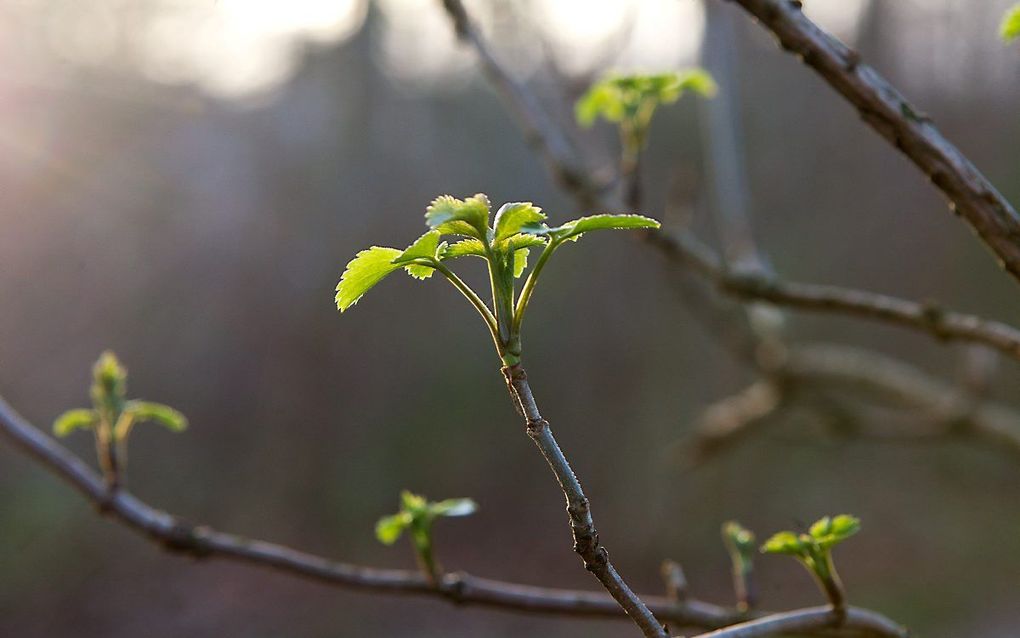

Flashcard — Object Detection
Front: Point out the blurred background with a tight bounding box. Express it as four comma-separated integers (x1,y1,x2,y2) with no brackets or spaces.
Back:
2,0,1020,636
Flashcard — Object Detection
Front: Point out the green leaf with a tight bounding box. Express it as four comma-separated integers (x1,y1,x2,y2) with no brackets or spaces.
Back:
124,401,188,432
513,248,530,278
400,490,428,516
761,531,808,556
1002,5,1020,42
809,514,860,550
392,231,443,280
53,409,98,437
430,498,478,518
90,350,127,408
335,247,403,312
445,238,486,259
548,214,661,242
376,512,412,545
393,231,441,265
493,202,546,242
575,70,716,128
425,194,491,239
722,521,756,556
576,82,624,126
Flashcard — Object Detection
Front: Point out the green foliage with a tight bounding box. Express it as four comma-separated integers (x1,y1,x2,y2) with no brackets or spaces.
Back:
576,70,716,157
336,194,660,365
53,409,98,437
375,491,477,581
53,351,188,485
722,521,756,566
335,247,404,312
760,514,860,607
1001,4,1020,42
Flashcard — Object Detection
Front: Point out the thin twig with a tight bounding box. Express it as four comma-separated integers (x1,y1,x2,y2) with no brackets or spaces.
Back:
725,0,1020,286
502,364,669,638
688,605,907,638
0,394,807,632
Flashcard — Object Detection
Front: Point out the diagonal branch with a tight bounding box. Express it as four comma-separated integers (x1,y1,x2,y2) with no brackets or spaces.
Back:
726,0,1020,286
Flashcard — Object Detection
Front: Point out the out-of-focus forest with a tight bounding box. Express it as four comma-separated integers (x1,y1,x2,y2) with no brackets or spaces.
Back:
2,1,1020,636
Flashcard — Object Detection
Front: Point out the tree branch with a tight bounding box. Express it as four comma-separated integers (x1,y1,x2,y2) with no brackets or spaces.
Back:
501,364,669,637
688,605,906,638
1,394,774,631
725,0,1020,286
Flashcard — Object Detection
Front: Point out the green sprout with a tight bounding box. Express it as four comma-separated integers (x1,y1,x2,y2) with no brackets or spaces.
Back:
375,490,477,584
53,351,187,489
721,521,757,612
761,514,861,611
335,194,659,366
576,70,716,171
1001,4,1020,42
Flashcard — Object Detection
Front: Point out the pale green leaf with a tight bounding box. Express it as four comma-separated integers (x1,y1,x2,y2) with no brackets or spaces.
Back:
335,247,403,312
392,231,441,265
761,531,807,555
125,400,188,432
513,248,530,278
493,202,546,242
404,264,436,280
1002,5,1020,41
53,409,98,437
376,512,412,545
445,238,486,259
549,214,660,242
425,194,491,239
809,514,860,549
430,498,478,518
722,521,756,556
400,490,428,516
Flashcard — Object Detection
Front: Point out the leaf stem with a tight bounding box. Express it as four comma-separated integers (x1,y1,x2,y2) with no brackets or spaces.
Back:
512,239,558,333
428,261,500,344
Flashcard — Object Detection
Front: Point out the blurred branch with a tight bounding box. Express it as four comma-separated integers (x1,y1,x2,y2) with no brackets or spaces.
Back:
725,0,1020,287
0,393,911,636
0,394,812,632
689,605,906,638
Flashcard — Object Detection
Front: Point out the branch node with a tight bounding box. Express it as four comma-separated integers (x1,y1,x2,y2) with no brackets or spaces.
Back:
161,521,212,558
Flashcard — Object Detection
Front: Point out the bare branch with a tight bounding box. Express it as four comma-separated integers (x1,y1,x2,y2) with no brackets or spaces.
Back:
689,605,907,638
726,0,1020,286
0,393,774,631
502,364,669,637
654,230,1020,363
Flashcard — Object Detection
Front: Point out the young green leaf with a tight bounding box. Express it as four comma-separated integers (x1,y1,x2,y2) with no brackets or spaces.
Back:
424,194,491,239
400,490,429,516
445,238,487,259
376,512,412,545
513,248,530,278
124,401,188,432
722,521,756,558
429,498,478,518
546,214,661,243
53,409,98,437
91,350,127,408
761,531,808,556
1002,5,1020,42
809,514,860,550
392,230,442,264
335,246,403,312
493,202,546,242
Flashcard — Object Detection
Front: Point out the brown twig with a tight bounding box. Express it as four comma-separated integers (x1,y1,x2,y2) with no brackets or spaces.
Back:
501,364,669,637
688,605,906,638
726,0,1020,286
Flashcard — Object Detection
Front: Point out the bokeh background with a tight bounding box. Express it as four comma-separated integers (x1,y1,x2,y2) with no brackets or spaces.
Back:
2,1,1020,636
